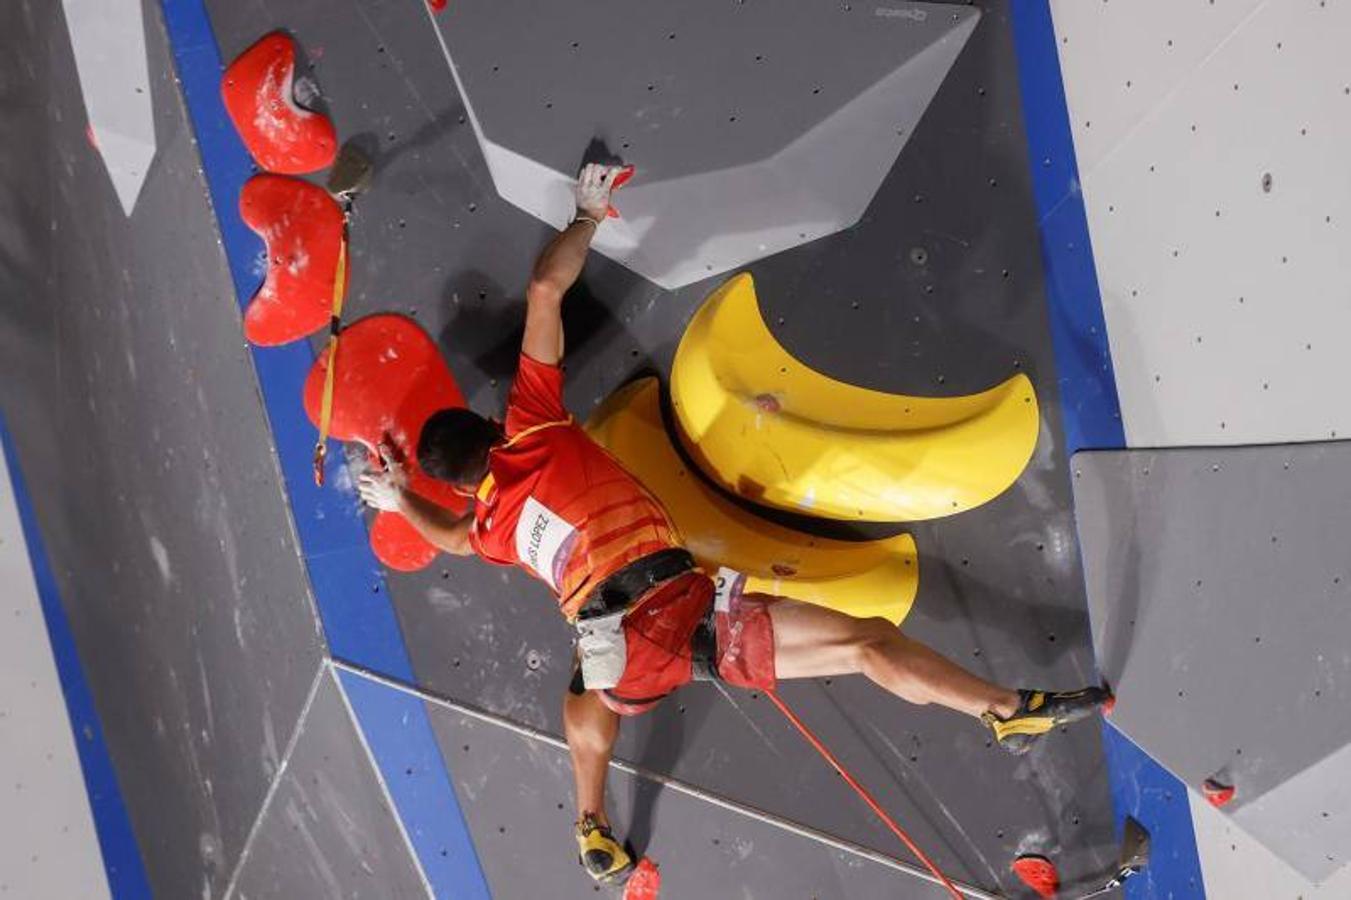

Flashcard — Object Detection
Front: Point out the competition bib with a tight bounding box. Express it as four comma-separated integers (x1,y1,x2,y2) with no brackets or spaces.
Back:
514,495,578,591
712,566,747,612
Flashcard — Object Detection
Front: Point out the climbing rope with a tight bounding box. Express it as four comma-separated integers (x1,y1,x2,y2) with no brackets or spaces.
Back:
765,690,966,900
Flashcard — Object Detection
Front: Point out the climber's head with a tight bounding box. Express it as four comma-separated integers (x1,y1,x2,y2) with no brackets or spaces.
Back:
417,408,504,489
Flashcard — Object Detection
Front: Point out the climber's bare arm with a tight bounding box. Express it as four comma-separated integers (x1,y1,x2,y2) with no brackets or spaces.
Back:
521,164,627,366
396,490,474,556
522,223,588,366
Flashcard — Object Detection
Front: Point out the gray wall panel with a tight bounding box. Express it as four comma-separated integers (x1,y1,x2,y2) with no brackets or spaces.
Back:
1074,442,1351,881
425,696,962,900
231,671,429,900
0,2,326,897
435,2,982,288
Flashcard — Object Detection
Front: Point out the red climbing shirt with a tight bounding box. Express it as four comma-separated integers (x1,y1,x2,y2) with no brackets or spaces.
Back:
468,354,682,619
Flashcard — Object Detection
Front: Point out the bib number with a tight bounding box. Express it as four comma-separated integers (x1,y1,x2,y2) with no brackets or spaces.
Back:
712,567,746,613
514,495,578,591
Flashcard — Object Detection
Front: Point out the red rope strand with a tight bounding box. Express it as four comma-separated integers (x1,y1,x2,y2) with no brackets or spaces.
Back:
765,690,965,900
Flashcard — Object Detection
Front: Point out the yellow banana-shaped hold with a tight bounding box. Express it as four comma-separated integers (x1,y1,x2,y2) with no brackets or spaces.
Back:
670,273,1040,522
585,378,917,624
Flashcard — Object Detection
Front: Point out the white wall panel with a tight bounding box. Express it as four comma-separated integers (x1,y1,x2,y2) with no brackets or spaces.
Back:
0,449,111,900
59,0,156,215
1052,0,1265,174
1190,788,1351,897
1052,0,1351,446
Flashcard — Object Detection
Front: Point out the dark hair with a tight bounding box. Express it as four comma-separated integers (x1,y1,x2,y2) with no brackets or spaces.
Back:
417,408,502,485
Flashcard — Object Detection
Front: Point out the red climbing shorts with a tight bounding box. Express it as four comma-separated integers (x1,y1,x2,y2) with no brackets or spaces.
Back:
598,570,777,717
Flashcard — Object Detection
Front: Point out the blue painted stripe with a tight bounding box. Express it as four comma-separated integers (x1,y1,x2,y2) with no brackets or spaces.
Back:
1102,724,1207,899
157,0,412,678
1008,5,1205,898
0,416,154,900
1009,0,1124,455
338,668,491,900
156,2,489,894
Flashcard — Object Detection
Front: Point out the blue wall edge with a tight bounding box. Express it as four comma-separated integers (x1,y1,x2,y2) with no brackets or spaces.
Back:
0,416,154,899
1007,3,1206,898
338,667,492,899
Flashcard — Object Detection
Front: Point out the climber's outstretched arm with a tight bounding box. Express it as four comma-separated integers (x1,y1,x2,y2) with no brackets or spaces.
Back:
521,163,627,365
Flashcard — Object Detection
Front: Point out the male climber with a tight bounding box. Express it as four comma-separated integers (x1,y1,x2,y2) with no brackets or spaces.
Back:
357,163,1110,885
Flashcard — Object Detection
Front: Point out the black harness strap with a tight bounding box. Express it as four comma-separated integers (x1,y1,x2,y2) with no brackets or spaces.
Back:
575,548,695,621
689,608,719,682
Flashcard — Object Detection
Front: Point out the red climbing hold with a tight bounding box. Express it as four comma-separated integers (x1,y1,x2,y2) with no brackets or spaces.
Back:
239,174,345,346
606,164,636,218
611,163,636,191
427,0,448,10
622,857,660,900
369,510,440,572
1203,778,1235,808
302,315,467,571
1011,854,1060,899
222,31,338,174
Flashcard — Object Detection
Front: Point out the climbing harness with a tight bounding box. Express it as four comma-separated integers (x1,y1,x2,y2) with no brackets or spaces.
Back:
574,549,697,693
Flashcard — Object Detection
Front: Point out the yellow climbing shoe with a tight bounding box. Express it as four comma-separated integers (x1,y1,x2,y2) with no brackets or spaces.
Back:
576,813,634,884
983,687,1112,755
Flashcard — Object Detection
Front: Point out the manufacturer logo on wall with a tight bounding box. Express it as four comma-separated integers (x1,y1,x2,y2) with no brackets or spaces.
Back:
875,7,928,21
